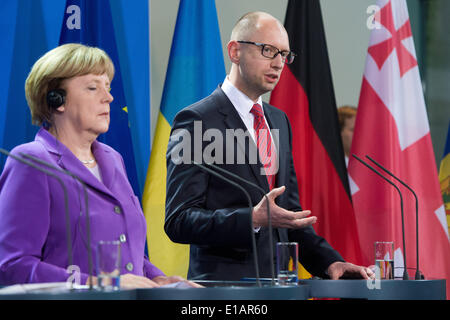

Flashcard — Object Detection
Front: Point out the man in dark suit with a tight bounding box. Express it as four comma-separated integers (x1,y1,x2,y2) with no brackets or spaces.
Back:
165,11,374,281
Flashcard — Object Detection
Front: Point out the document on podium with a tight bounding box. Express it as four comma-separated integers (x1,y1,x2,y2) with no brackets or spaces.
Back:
159,281,195,289
0,282,76,294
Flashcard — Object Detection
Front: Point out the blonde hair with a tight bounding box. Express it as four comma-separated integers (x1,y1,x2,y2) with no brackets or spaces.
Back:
337,105,357,131
25,43,115,126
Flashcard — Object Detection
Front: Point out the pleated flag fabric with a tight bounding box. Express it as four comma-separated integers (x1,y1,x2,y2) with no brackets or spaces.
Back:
142,0,225,277
349,0,450,298
270,0,363,279
59,0,141,196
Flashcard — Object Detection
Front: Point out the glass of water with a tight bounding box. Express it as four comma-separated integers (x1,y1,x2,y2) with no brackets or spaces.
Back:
374,241,394,280
276,242,298,286
96,240,121,290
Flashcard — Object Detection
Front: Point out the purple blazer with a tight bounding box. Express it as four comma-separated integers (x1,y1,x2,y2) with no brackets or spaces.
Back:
0,128,164,285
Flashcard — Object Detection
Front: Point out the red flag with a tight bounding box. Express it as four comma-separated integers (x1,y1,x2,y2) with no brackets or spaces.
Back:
270,0,363,267
349,0,450,297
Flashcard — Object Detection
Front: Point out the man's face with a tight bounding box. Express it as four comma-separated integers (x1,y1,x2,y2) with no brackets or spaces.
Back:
235,19,290,100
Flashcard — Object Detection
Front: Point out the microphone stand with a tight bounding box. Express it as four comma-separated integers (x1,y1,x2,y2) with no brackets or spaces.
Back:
202,162,275,286
0,148,74,287
20,152,94,289
365,155,423,280
352,154,409,280
192,161,262,287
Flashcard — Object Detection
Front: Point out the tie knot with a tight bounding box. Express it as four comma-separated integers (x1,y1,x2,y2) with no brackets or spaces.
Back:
251,104,264,119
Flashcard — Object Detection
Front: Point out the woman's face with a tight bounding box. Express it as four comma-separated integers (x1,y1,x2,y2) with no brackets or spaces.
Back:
57,73,113,136
341,115,355,156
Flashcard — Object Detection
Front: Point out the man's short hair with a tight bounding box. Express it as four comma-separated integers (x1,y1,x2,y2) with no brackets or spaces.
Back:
230,11,281,41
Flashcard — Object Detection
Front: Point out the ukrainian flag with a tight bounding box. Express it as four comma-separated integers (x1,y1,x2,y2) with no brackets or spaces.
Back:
142,0,225,277
439,122,450,236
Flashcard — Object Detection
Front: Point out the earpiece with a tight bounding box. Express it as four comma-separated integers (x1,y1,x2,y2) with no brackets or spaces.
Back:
46,89,66,109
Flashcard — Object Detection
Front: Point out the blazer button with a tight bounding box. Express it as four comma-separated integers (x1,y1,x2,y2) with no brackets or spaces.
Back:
114,206,122,214
119,234,127,243
126,262,134,272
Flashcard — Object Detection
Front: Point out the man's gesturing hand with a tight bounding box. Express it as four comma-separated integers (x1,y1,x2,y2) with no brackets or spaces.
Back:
252,186,317,229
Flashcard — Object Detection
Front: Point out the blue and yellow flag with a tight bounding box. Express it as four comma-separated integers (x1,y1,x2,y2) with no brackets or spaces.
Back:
439,122,450,235
142,0,225,277
59,0,140,196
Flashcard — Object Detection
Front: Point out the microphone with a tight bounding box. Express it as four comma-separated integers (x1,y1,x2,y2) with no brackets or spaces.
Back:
365,155,423,280
201,162,275,286
19,152,94,289
192,161,262,287
352,154,409,280
0,148,74,286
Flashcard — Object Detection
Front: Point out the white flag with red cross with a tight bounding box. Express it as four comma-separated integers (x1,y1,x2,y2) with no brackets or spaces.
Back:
348,0,450,298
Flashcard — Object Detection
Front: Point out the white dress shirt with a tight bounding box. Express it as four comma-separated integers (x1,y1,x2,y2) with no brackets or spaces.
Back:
87,164,102,182
221,77,268,144
221,77,276,233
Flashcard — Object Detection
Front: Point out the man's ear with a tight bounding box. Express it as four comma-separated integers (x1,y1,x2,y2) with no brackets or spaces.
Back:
227,40,240,64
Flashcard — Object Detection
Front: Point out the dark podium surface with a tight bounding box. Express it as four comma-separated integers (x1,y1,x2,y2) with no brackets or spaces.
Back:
299,279,446,300
0,279,445,300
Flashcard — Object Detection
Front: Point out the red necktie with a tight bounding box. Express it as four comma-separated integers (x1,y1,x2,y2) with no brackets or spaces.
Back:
251,104,276,190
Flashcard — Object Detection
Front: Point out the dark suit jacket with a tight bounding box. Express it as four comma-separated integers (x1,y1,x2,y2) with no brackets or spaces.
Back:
165,87,344,280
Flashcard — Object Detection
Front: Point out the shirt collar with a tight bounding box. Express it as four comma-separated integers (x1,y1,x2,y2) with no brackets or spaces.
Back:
221,76,263,117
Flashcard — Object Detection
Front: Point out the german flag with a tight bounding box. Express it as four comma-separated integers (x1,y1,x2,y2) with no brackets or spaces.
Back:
270,0,363,274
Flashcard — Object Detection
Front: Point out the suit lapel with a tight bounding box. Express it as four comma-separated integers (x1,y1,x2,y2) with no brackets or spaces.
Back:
262,103,282,156
213,88,270,191
91,141,117,192
36,129,117,199
58,147,117,200
262,102,287,188
261,105,289,243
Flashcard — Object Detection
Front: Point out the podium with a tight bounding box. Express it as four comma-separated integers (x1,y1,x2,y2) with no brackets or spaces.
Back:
0,283,309,300
299,279,446,300
0,279,445,300
137,285,309,300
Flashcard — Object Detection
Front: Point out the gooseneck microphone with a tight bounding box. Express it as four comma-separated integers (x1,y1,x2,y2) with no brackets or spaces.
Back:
20,152,94,289
365,155,423,280
192,161,261,287
0,148,74,286
352,154,409,280
201,162,275,286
